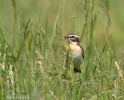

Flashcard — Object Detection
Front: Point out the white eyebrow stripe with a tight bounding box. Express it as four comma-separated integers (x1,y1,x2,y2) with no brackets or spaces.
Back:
68,35,79,38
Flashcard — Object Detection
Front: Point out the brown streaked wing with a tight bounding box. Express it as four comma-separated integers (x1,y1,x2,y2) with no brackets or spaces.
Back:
77,43,84,58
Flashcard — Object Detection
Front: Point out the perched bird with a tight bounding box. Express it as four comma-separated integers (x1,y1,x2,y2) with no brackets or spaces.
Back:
64,34,84,73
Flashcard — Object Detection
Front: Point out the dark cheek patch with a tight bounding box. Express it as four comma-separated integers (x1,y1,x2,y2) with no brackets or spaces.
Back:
71,37,79,42
75,37,79,42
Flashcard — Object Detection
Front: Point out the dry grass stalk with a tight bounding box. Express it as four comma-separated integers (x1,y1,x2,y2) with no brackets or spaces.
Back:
115,61,123,80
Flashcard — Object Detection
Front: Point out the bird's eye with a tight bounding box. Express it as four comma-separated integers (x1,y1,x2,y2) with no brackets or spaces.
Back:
71,36,74,38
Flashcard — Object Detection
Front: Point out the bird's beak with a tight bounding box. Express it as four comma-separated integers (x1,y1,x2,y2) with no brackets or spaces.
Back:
64,36,68,39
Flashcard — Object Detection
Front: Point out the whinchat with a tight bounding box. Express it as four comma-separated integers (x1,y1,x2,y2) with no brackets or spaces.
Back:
64,34,84,73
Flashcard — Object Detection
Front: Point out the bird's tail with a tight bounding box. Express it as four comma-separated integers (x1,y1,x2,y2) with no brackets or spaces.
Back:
74,67,81,73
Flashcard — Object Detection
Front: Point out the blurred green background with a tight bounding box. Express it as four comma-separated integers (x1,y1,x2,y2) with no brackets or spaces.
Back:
0,0,124,99
0,0,124,57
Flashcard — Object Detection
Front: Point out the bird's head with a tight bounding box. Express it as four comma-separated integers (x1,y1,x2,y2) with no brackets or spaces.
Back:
64,34,80,44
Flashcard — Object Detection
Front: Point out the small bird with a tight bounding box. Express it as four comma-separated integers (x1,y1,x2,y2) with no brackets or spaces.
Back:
64,34,84,73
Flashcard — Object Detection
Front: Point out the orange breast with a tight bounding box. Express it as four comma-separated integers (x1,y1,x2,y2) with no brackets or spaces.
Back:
69,43,82,56
69,43,83,68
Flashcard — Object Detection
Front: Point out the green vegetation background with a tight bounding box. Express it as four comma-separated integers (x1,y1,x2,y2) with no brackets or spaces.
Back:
0,0,124,100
